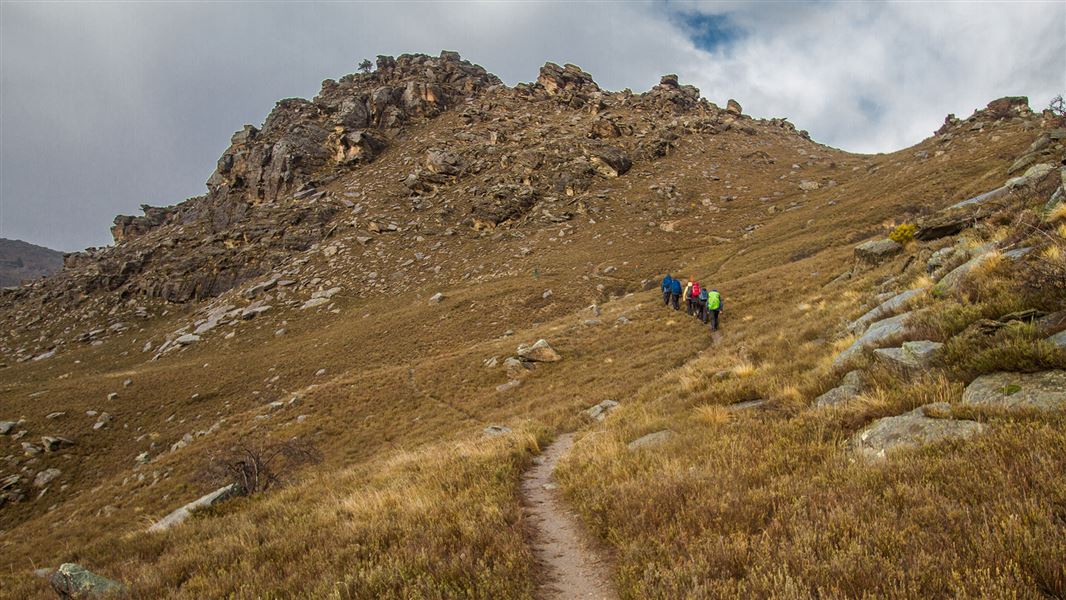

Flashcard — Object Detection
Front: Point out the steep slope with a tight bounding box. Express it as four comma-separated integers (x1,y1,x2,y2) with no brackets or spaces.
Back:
0,53,1064,599
0,239,63,288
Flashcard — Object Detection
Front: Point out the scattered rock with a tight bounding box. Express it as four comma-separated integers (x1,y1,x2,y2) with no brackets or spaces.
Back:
873,340,943,371
483,425,511,437
41,436,75,452
496,380,521,393
0,421,16,435
961,371,1066,411
627,430,674,450
49,563,125,599
799,180,820,192
300,297,330,310
584,400,619,421
175,334,201,346
847,288,925,335
149,483,242,532
516,339,561,362
429,292,445,304
33,468,61,488
854,239,902,264
815,370,864,407
833,311,914,370
727,399,767,411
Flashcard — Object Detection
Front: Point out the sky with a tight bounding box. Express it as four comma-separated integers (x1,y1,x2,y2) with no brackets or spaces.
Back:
1,1,1063,252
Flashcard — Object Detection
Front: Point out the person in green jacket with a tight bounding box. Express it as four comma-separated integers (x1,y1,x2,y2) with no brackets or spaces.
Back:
706,289,723,332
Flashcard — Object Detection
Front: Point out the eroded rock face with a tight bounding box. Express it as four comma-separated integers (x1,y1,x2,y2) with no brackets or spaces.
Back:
961,371,1066,411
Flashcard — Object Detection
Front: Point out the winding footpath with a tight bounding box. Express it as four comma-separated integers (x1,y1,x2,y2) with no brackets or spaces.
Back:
521,433,618,600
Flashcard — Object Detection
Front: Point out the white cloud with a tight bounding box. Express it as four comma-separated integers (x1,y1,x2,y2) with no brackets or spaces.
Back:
1,1,1062,250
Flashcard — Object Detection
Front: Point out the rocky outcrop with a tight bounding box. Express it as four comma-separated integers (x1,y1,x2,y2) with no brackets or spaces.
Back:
961,371,1066,411
536,62,600,97
111,204,178,243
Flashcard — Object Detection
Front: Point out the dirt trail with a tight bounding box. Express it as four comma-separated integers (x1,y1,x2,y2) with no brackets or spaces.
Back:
522,433,618,600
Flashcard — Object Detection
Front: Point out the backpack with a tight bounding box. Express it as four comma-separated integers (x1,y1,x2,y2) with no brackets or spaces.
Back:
698,289,709,302
706,291,721,310
692,283,701,298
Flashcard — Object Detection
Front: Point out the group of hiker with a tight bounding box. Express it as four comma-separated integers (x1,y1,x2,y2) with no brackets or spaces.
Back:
660,274,723,332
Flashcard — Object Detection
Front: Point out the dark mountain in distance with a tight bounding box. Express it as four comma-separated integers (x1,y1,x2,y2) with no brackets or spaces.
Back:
0,238,64,287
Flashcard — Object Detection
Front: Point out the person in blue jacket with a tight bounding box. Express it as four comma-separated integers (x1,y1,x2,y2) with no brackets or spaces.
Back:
669,277,683,310
660,274,674,307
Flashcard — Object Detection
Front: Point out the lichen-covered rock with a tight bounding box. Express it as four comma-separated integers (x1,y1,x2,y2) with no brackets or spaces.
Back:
49,563,125,599
815,370,864,407
847,405,984,460
961,371,1066,411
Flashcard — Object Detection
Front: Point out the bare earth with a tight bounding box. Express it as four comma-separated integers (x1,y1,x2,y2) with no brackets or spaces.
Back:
522,433,618,600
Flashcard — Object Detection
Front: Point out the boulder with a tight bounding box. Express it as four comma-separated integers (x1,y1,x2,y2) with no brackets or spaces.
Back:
961,371,1066,411
833,311,914,370
149,483,242,532
483,425,511,437
1006,163,1056,190
627,430,674,450
0,421,16,435
49,563,125,599
847,288,925,335
428,292,445,304
584,400,619,421
726,99,743,115
798,180,820,192
854,239,902,264
847,405,984,460
516,339,561,363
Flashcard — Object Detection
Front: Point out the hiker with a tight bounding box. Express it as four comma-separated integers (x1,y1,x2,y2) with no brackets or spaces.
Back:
669,276,682,310
683,278,695,315
661,274,674,307
691,281,703,319
706,289,723,332
697,285,709,323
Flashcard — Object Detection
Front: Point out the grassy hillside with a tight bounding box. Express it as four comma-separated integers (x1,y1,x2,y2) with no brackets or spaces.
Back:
1,64,1063,598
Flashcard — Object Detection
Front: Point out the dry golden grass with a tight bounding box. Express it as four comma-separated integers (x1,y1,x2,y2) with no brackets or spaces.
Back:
1,97,1061,598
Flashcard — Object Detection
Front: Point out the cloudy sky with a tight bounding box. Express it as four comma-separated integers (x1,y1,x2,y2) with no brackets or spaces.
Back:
1,1,1063,251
